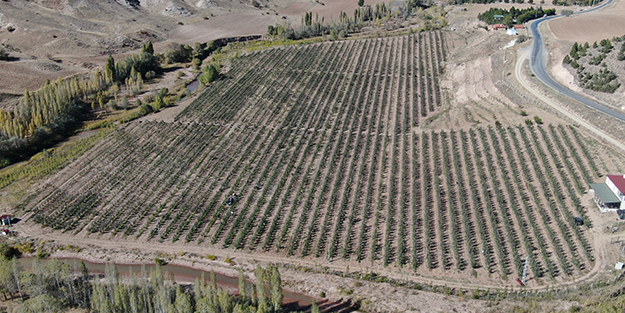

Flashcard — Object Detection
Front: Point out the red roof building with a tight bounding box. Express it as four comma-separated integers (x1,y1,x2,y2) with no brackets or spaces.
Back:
0,215,11,226
606,175,625,209
492,24,507,30
513,24,525,29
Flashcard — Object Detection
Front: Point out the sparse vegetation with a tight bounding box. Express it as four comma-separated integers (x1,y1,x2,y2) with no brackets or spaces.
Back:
566,37,624,93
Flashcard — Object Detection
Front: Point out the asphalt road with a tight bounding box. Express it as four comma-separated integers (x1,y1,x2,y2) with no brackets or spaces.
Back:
527,0,625,123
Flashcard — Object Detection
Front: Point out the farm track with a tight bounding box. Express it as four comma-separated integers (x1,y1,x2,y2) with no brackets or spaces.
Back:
22,32,603,282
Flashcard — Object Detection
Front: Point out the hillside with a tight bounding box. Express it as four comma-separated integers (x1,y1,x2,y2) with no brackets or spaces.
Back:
0,0,388,96
13,32,625,291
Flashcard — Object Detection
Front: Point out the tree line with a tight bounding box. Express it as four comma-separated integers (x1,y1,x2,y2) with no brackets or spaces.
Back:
478,6,556,27
0,42,160,167
267,0,438,41
0,255,309,313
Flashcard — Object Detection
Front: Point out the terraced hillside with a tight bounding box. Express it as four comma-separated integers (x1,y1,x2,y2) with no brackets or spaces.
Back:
20,32,605,282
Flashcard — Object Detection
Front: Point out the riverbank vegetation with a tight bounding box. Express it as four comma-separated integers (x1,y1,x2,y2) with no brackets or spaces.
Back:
0,256,289,313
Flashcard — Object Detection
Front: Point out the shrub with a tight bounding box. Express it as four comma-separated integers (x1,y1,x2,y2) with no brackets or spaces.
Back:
199,64,220,85
517,34,528,43
154,258,167,266
0,243,21,259
525,119,533,125
520,110,528,116
534,116,543,124
0,47,8,61
206,254,217,260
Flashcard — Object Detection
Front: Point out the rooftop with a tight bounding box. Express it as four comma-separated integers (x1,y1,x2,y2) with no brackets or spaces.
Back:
607,175,625,193
591,183,621,204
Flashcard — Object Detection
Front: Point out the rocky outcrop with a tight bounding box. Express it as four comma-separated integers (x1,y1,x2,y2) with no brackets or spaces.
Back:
162,2,192,16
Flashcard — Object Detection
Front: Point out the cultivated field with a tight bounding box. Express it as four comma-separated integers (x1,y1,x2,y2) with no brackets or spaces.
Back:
20,32,604,284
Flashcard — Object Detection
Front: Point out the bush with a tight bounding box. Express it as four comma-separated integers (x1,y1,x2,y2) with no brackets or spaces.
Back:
525,119,533,125
199,64,220,85
162,43,193,64
0,47,8,61
16,242,34,254
154,258,167,266
0,243,21,259
517,34,528,43
533,116,543,124
15,294,66,313
206,254,217,260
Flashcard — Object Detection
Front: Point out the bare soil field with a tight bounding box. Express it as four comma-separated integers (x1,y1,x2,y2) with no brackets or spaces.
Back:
278,0,388,23
548,0,625,43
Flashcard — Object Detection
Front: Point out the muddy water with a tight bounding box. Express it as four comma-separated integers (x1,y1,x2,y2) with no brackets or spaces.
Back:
187,79,200,93
18,258,318,310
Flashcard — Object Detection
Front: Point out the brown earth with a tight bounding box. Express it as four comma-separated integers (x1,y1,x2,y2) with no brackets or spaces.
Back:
549,0,625,43
0,0,390,96
3,2,625,311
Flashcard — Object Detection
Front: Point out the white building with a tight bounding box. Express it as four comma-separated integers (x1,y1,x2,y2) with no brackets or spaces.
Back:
590,174,625,211
606,175,625,208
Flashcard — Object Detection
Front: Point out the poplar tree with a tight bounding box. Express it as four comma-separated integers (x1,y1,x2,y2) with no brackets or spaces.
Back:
255,266,267,313
270,266,282,312
238,268,247,302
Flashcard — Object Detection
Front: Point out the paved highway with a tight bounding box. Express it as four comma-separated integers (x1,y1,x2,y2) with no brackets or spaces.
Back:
527,0,625,123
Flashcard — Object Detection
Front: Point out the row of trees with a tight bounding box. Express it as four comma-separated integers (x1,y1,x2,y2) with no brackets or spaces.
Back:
267,0,438,41
0,42,160,166
0,255,291,313
478,6,556,26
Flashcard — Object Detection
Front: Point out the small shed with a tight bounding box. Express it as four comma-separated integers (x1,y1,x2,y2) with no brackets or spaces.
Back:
493,14,505,20
615,262,624,270
0,215,11,227
513,24,526,29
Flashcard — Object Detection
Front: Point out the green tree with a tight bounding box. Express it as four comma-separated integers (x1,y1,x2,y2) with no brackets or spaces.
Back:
270,266,282,312
142,41,154,55
238,268,247,302
255,266,267,313
503,15,514,28
199,64,220,85
358,0,365,7
153,95,164,111
15,294,65,313
311,300,321,313
174,284,193,313
105,55,116,83
192,57,202,70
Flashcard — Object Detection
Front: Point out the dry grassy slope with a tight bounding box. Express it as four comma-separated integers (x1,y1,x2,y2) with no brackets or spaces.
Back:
0,0,302,95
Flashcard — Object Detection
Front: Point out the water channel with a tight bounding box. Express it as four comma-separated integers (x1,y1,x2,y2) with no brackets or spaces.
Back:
17,257,349,311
